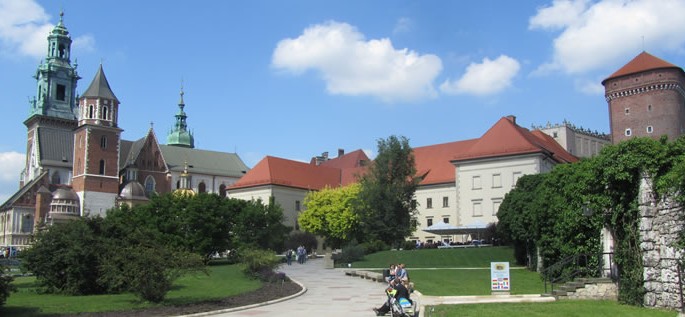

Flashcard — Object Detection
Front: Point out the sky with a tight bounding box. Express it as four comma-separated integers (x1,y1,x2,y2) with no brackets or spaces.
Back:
1,0,685,203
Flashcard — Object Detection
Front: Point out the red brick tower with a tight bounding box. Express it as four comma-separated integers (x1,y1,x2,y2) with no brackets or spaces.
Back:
602,52,685,144
72,65,122,217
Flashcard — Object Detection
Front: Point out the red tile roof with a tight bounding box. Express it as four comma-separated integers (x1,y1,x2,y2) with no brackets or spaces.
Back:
452,116,578,164
413,139,478,185
318,149,370,169
228,156,341,190
603,51,681,84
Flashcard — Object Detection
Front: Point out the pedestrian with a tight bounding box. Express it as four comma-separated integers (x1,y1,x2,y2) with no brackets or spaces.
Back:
285,249,293,265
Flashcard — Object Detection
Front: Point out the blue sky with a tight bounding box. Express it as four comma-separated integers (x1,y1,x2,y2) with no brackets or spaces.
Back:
2,0,685,202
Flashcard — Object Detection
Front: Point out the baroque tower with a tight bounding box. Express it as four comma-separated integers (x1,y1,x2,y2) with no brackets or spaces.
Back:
166,85,195,148
71,65,122,217
22,12,80,186
602,51,685,144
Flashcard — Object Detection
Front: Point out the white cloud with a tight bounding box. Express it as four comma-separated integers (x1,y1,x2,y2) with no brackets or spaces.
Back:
531,0,685,74
440,55,521,96
0,0,95,58
272,21,442,103
0,151,24,204
575,78,605,95
393,17,413,34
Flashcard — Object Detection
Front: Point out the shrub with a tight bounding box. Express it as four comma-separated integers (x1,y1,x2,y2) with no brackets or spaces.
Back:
284,231,318,253
0,264,15,306
360,239,388,254
240,249,281,281
401,240,416,251
336,242,365,264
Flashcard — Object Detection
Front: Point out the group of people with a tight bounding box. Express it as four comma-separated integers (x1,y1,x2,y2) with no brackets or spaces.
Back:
284,245,308,265
373,263,413,316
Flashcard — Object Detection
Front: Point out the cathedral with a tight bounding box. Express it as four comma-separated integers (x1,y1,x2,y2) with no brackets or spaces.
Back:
0,13,249,248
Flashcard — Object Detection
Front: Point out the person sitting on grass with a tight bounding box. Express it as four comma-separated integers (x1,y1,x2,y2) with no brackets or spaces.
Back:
373,278,412,316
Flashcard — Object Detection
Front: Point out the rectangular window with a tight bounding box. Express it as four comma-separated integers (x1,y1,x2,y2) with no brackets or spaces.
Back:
492,199,502,216
426,198,433,209
472,175,482,189
512,172,522,187
295,200,301,211
56,84,66,101
443,217,449,224
442,196,449,207
472,200,482,217
426,218,433,227
492,173,502,188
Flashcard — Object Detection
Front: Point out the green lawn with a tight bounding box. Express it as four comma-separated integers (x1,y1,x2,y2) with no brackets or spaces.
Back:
355,246,518,268
429,300,678,317
0,263,261,316
411,268,544,295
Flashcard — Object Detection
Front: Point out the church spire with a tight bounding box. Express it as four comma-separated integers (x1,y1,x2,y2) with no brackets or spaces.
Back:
166,83,195,148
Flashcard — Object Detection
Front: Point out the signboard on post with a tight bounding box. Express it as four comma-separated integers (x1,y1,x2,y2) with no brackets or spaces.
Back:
491,262,510,292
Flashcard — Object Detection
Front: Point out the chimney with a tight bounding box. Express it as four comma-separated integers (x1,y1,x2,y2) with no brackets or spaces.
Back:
506,115,516,124
322,152,329,159
338,149,345,157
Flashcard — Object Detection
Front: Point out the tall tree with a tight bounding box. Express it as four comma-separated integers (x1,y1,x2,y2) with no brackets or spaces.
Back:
298,184,362,248
358,135,419,246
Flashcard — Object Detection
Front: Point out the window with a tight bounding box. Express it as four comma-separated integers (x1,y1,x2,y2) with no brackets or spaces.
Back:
552,131,558,138
648,104,652,112
99,159,105,175
102,106,108,120
426,198,433,209
198,182,206,193
51,171,61,184
472,200,482,217
219,184,227,197
646,126,653,134
426,218,433,227
443,217,449,224
295,200,301,211
442,196,449,207
625,108,630,115
625,128,632,136
512,172,522,187
492,173,502,188
492,199,502,216
145,176,156,197
472,175,482,189
56,84,66,101
100,135,107,149
88,105,94,119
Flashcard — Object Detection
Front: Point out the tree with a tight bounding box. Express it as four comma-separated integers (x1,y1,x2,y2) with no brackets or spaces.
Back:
0,263,15,306
230,197,289,251
358,135,419,246
298,184,361,248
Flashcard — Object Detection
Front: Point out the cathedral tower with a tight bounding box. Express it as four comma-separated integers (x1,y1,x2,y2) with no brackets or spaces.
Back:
71,65,122,217
602,52,685,144
166,85,195,148
22,12,80,186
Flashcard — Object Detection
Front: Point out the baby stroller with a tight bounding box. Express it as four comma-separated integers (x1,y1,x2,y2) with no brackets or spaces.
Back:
386,288,419,317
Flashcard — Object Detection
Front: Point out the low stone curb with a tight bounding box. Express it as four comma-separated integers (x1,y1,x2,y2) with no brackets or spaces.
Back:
176,277,308,317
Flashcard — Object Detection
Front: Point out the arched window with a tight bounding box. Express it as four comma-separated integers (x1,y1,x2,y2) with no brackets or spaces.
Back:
58,44,66,58
219,184,226,197
99,159,105,175
100,135,107,149
88,105,94,119
198,182,206,193
102,106,108,120
145,176,156,197
51,171,61,184
176,180,180,189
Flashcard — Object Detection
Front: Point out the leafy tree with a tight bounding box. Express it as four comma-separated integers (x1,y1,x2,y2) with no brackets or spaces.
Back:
0,263,15,306
299,184,361,248
284,231,318,252
230,198,289,252
357,135,419,246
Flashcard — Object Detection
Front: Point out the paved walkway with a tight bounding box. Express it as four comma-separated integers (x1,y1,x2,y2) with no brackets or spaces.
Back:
180,259,554,317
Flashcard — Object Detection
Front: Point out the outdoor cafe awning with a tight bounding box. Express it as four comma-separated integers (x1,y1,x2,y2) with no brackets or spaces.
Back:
422,221,488,235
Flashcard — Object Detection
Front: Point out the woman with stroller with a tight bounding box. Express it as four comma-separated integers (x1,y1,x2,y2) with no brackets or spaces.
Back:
372,278,412,316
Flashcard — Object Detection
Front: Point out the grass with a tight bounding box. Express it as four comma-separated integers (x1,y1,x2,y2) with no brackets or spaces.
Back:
353,246,518,268
411,268,544,295
428,300,679,317
0,263,262,316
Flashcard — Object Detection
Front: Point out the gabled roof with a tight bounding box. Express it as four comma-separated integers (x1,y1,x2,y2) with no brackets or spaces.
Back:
229,156,341,191
82,65,118,101
318,149,370,169
160,144,248,178
0,171,48,210
413,139,478,185
452,116,578,164
603,51,682,84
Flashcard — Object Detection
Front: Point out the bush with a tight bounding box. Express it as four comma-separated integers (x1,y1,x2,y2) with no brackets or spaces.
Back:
0,264,15,306
240,249,281,281
284,231,318,253
360,239,388,254
336,242,365,264
401,240,416,251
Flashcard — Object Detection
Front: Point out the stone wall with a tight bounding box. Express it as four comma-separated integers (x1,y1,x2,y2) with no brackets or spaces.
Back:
640,175,685,310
